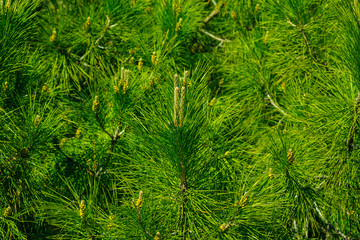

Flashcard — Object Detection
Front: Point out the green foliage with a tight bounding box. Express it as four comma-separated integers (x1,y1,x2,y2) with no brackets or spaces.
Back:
0,0,359,239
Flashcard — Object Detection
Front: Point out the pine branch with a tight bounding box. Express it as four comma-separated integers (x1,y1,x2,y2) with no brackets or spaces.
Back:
313,202,353,240
220,193,248,232
173,73,188,233
52,138,76,165
286,20,317,59
347,91,360,152
95,114,113,139
204,1,223,24
104,122,124,168
286,19,331,70
200,29,231,47
79,16,111,62
133,192,153,238
266,91,288,116
176,132,188,234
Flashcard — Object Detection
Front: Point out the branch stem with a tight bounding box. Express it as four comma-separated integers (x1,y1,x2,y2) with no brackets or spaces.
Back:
266,91,288,116
79,16,111,62
200,29,231,46
95,114,113,139
313,202,352,240
204,2,222,24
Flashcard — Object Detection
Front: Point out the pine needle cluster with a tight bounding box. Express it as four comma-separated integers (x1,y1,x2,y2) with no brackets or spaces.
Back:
0,0,359,239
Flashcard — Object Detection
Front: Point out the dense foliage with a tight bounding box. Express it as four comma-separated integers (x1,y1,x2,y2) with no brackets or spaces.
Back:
1,0,359,239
